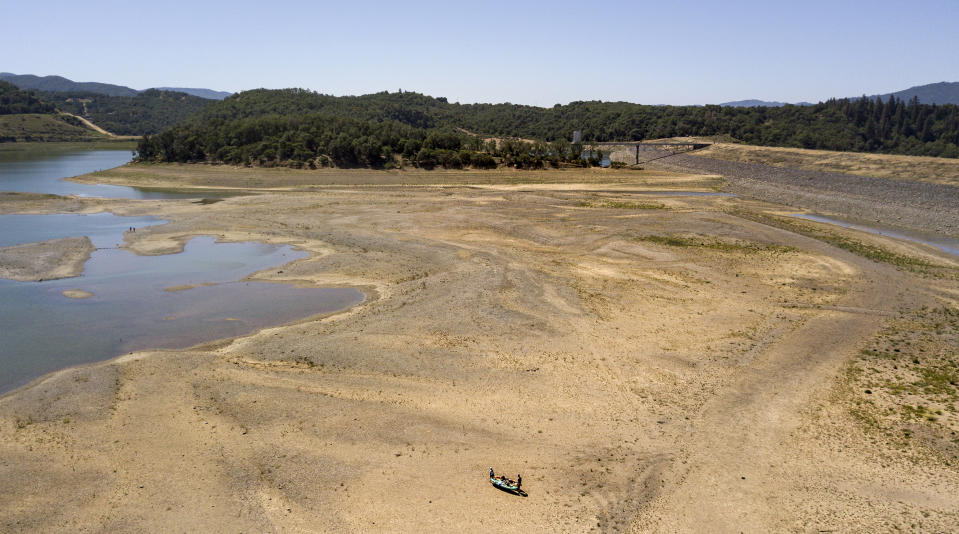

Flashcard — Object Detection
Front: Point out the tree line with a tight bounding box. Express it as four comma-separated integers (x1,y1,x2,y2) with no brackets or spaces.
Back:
135,112,606,169
6,82,959,158
137,88,959,167
448,95,959,158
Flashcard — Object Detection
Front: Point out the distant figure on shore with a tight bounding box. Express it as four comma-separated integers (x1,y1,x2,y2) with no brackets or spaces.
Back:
517,474,522,489
489,467,494,478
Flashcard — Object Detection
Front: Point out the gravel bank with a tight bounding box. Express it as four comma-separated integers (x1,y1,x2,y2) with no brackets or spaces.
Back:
649,153,959,238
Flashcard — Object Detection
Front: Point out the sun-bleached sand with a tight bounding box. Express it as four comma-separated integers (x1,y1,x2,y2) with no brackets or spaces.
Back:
2,165,958,532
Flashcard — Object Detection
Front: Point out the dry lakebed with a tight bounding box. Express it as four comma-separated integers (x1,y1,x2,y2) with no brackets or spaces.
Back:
2,162,959,532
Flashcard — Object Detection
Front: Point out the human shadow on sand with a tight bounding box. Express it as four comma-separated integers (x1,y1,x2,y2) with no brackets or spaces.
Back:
492,484,528,497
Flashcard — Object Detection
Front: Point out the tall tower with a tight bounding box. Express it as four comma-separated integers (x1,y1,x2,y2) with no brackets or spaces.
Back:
572,130,582,144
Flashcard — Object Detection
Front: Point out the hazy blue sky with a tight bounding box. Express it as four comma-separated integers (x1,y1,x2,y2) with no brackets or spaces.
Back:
3,0,956,106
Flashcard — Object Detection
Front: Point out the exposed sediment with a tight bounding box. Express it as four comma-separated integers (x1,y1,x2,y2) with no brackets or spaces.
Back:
1,167,958,532
650,153,959,238
61,289,93,299
0,236,94,282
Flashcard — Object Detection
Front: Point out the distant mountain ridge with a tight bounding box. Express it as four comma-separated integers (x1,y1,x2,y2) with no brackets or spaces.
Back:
721,99,813,107
0,73,232,100
870,82,959,106
0,73,137,97
720,81,959,107
152,87,232,100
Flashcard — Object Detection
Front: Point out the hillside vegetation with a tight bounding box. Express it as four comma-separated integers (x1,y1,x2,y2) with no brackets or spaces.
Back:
137,88,959,169
0,81,105,141
136,112,592,170
0,81,55,115
0,74,218,136
0,114,104,142
46,89,214,135
1,78,210,139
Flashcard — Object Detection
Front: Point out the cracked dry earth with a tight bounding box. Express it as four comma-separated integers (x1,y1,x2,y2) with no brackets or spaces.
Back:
1,177,958,532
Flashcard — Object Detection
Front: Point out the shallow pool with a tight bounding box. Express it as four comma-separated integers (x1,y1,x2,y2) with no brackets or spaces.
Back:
0,235,363,393
0,149,361,394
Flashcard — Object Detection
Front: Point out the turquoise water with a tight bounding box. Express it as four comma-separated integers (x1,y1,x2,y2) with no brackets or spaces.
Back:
0,149,362,394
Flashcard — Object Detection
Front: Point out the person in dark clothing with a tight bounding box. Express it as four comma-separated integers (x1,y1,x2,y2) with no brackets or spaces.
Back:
516,474,522,489
489,467,494,478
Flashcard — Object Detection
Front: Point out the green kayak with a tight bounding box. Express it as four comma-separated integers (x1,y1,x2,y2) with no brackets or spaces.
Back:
490,475,520,492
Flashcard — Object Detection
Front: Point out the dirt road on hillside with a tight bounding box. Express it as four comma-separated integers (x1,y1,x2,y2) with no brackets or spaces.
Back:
59,112,114,136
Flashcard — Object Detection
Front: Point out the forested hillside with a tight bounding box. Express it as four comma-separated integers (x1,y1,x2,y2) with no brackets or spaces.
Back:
138,88,959,168
0,81,55,114
1,79,213,137
46,89,214,135
0,73,219,136
0,113,104,142
451,95,959,157
136,113,587,170
0,81,104,141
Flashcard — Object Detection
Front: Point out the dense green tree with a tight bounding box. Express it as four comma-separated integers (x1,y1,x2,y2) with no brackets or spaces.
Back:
43,89,213,134
138,88,959,166
0,81,55,114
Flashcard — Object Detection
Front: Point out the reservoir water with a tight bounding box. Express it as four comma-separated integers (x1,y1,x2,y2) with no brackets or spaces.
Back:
0,148,212,199
0,148,364,394
0,212,166,248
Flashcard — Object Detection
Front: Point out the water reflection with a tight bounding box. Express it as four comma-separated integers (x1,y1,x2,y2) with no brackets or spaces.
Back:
0,148,216,199
0,149,361,394
0,236,364,393
0,212,165,248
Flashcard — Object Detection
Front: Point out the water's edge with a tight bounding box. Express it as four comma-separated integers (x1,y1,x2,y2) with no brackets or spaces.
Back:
790,213,959,257
0,149,366,395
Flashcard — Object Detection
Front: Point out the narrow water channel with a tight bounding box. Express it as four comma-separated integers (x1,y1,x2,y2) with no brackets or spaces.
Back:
791,213,959,258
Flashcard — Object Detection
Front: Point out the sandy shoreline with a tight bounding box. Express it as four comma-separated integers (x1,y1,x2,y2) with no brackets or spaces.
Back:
2,166,958,532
